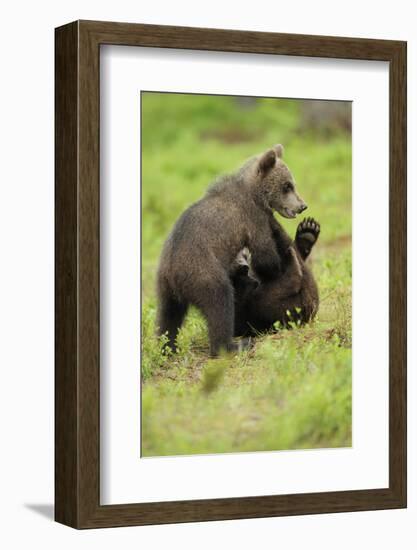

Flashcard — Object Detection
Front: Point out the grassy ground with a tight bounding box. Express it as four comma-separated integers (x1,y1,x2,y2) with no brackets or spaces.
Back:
141,92,352,457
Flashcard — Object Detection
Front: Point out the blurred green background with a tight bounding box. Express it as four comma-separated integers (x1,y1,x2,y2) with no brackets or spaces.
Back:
141,92,352,457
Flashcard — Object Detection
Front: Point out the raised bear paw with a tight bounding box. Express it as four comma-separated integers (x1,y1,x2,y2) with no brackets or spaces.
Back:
295,217,321,260
296,217,321,241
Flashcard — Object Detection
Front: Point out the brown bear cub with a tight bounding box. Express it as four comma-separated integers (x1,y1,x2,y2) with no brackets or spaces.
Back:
233,217,320,336
156,144,308,356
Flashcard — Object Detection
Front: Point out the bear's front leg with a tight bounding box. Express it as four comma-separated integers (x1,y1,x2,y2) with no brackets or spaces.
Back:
295,217,320,260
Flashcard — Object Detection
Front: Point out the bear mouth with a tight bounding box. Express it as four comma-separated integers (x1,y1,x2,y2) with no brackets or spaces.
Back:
283,208,297,219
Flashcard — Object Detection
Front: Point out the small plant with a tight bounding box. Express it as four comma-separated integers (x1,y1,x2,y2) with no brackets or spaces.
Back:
201,358,228,394
141,303,171,380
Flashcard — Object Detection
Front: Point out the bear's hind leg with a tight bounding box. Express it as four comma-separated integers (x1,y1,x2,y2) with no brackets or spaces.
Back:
156,287,188,352
198,280,238,357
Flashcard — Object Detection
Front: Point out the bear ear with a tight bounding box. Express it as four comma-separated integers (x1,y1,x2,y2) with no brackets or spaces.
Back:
274,144,284,158
258,149,276,174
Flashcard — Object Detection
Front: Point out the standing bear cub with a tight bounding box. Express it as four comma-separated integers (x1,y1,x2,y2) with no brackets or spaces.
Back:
157,144,309,356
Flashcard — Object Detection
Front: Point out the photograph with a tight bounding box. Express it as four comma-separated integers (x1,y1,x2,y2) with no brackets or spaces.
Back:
0,0,410,540
141,91,352,457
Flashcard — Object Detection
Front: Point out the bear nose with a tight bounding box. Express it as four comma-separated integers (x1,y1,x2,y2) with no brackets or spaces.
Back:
299,203,308,213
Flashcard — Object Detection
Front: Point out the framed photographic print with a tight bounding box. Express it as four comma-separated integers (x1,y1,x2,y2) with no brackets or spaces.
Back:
55,20,407,528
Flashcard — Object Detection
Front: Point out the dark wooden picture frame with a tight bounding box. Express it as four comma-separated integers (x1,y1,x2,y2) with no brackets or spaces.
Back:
55,20,407,529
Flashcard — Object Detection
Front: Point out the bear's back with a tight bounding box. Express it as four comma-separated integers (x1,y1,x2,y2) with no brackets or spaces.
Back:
163,180,254,268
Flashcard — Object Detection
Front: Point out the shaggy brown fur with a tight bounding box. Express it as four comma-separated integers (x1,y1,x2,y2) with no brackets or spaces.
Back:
156,144,308,356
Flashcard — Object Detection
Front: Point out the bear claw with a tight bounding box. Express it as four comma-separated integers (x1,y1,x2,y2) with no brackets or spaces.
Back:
296,217,321,242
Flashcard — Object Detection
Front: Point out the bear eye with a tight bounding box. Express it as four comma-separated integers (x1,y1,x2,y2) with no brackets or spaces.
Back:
283,182,294,193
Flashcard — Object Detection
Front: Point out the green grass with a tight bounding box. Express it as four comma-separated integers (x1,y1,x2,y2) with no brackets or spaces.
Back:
141,92,352,457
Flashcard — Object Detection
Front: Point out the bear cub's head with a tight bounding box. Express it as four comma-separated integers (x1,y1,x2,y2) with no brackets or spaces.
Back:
257,144,307,219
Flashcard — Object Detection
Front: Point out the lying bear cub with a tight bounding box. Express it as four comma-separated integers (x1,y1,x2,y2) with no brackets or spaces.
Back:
232,217,320,337
157,143,317,356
